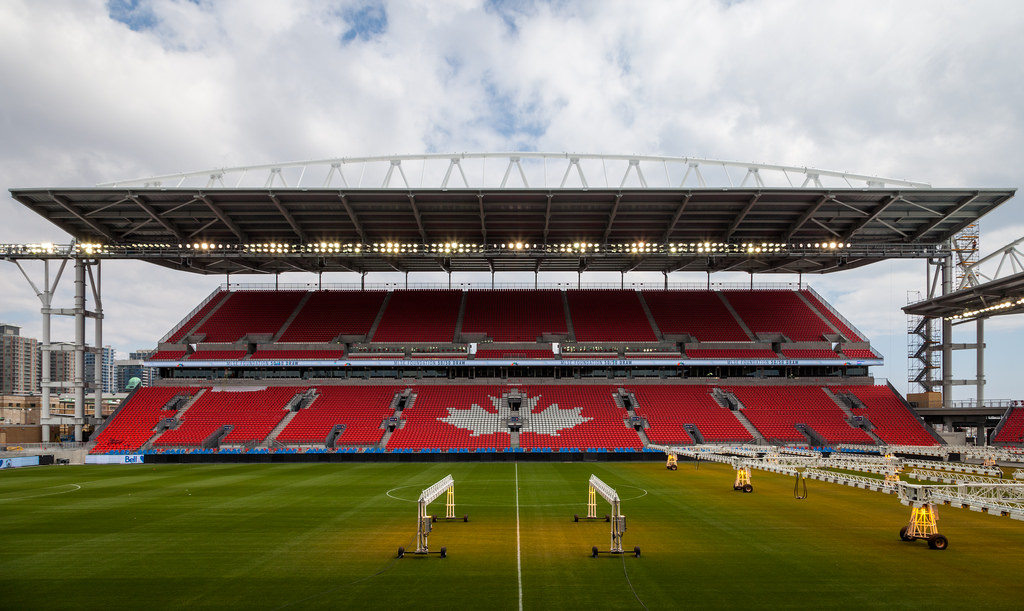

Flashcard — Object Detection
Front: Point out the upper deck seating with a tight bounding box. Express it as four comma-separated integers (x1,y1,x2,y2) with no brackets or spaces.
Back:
722,290,835,342
191,291,305,343
461,290,567,342
842,349,880,359
166,291,229,343
278,291,386,342
686,348,778,359
187,349,248,360
249,349,346,360
474,349,556,359
780,349,841,359
371,290,462,343
566,291,657,342
642,290,750,341
149,349,188,361
802,291,864,341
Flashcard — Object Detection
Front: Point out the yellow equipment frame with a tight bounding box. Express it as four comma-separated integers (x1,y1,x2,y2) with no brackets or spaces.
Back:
906,503,939,539
734,466,752,491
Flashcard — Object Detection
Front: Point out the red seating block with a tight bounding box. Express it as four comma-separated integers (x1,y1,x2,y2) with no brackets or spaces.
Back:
371,290,462,343
462,290,566,342
566,291,657,342
643,291,750,341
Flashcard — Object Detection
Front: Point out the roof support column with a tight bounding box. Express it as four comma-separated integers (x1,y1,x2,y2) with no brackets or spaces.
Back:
74,258,86,442
941,251,953,409
41,262,52,443
976,317,985,415
89,260,103,420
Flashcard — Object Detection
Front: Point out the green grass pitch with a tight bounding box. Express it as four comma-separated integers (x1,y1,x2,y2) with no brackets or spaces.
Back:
2,461,1024,609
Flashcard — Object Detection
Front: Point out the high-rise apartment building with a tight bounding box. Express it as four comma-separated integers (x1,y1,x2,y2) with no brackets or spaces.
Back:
0,324,40,395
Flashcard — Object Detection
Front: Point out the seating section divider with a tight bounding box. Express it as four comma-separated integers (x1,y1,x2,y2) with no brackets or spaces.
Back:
565,290,657,342
193,291,306,343
276,386,399,446
371,290,462,343
722,290,835,342
829,385,940,446
630,385,752,443
90,387,199,454
278,291,387,342
728,386,875,444
152,387,300,447
643,290,749,341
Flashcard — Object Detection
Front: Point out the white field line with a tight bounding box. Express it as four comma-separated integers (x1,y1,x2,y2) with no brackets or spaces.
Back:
516,462,523,611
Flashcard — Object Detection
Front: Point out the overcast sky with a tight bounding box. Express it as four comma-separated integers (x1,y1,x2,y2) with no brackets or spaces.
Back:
1,0,1022,401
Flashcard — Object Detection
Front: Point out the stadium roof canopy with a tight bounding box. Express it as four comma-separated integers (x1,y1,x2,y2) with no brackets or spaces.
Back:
903,272,1024,321
5,153,1016,276
904,238,1024,321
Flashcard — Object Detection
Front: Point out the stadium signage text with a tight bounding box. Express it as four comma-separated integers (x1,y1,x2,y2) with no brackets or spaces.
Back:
85,454,145,465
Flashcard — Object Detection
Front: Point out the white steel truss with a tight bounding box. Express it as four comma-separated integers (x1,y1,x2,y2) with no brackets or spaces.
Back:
96,153,931,190
957,235,1024,289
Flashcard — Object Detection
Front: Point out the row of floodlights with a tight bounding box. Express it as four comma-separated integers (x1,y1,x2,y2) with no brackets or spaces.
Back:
178,241,853,254
947,297,1024,321
17,240,851,257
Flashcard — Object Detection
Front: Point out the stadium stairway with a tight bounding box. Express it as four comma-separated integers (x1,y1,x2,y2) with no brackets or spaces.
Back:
794,291,844,337
453,291,468,340
167,290,230,343
270,292,313,342
365,292,392,342
139,389,206,451
265,409,301,446
377,388,412,449
560,291,577,341
635,292,663,340
710,388,765,443
824,387,885,445
634,427,652,446
716,292,756,340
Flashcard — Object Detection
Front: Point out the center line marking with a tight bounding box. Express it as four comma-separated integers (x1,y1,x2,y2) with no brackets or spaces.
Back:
515,462,523,611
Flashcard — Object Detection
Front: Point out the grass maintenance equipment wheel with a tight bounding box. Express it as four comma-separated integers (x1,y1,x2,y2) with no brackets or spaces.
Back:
899,526,915,541
397,547,405,558
742,484,753,493
633,546,641,558
591,546,599,558
927,534,949,550
440,546,447,558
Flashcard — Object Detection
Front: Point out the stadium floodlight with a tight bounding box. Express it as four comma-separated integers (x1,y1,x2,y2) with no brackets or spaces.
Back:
399,474,465,559
733,463,754,493
576,474,639,558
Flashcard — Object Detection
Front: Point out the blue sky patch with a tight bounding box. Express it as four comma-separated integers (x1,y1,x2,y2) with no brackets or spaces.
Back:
107,0,159,32
485,82,545,140
340,3,388,44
